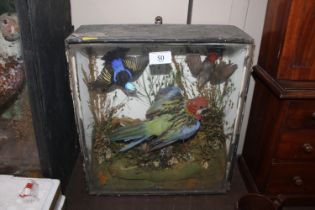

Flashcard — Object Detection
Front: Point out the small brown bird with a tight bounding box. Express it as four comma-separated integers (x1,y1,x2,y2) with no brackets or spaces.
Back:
185,54,204,77
186,51,237,87
210,57,238,85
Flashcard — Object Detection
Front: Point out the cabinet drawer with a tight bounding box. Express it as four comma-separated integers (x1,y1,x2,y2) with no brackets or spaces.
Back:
276,131,315,160
267,163,315,194
284,101,315,130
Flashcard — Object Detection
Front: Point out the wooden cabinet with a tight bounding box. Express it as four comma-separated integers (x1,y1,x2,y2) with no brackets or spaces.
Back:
239,0,315,205
277,0,315,80
267,163,315,194
258,0,315,81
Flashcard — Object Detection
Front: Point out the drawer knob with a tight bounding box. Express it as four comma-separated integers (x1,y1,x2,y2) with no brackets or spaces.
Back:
293,176,303,186
302,143,313,153
312,112,315,120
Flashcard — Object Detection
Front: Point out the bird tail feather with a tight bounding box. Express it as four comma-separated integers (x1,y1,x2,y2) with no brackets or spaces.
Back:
119,136,148,152
148,138,177,152
110,123,147,142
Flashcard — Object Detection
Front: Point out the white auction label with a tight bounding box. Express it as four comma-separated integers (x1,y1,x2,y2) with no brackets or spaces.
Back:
149,51,172,65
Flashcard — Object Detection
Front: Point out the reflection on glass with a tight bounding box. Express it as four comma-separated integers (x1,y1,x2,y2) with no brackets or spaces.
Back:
0,1,40,176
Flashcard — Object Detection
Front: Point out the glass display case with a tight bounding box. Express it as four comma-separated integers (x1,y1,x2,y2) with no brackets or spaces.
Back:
66,25,253,194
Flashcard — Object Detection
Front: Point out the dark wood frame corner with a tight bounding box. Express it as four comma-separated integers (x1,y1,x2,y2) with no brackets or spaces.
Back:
14,0,79,190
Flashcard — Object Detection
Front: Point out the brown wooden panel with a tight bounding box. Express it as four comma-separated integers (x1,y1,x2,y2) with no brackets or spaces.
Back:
278,0,315,80
253,66,315,99
277,131,315,160
267,163,315,194
275,142,315,160
283,101,315,129
258,0,292,78
242,77,286,191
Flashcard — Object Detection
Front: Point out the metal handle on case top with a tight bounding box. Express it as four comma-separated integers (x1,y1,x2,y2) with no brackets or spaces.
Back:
292,176,303,186
155,16,163,24
302,143,313,153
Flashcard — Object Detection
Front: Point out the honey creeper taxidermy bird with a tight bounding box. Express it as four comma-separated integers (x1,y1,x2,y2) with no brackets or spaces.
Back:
89,47,149,95
110,86,209,152
185,49,237,88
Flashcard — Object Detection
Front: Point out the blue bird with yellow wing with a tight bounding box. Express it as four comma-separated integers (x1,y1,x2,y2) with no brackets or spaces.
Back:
90,47,148,95
110,87,209,152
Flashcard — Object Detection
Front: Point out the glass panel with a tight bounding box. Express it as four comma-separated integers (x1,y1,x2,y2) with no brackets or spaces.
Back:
69,42,251,194
0,1,40,176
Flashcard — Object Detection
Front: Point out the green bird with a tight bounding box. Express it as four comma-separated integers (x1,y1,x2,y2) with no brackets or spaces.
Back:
110,87,209,152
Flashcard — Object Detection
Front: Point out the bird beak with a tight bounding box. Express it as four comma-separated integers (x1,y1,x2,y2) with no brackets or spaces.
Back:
197,107,208,115
125,82,136,92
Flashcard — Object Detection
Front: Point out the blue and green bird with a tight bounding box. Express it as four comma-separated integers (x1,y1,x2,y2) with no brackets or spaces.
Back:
110,87,209,152
89,47,149,95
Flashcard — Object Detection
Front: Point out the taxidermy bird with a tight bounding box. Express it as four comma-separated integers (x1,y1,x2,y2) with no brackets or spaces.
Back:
0,12,24,108
89,47,149,95
110,86,208,152
185,51,237,87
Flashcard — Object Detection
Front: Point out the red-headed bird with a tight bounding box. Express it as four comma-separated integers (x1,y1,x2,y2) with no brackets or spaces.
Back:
185,51,237,87
110,86,208,152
